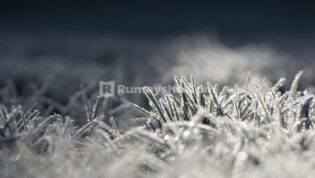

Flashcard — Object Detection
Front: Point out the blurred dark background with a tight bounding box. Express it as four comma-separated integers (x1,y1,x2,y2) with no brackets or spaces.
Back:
0,0,315,107
1,1,315,42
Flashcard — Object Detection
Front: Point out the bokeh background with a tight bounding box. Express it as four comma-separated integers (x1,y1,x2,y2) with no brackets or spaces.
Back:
1,1,315,105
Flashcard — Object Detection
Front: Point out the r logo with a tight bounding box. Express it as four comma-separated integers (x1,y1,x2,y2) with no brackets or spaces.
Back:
99,81,115,97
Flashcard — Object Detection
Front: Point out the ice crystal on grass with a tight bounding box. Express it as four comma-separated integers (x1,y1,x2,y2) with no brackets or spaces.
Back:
1,72,315,178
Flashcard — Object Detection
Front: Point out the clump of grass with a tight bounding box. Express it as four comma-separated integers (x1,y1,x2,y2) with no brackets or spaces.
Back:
0,86,123,153
132,72,313,132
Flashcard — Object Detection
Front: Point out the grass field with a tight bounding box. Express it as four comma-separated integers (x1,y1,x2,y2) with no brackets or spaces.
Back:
1,68,315,178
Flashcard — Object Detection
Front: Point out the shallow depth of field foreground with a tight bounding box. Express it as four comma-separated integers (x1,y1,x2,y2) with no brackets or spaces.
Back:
1,71,315,178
